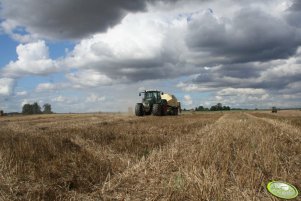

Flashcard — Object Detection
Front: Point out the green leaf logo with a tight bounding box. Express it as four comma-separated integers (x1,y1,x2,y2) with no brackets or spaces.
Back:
267,181,299,199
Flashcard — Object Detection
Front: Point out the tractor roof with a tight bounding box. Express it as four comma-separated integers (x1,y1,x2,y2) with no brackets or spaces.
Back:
141,90,161,92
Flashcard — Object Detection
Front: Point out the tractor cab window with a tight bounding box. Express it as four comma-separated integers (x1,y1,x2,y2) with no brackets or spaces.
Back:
144,91,160,100
153,92,157,100
145,92,153,99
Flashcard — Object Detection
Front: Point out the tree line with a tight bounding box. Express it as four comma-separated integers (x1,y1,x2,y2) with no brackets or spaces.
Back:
22,102,53,114
183,103,231,111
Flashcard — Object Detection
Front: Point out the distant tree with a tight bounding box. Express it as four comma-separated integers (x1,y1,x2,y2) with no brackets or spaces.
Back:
222,106,231,111
22,104,33,114
32,102,42,114
232,108,243,110
197,106,204,111
210,103,230,111
43,103,52,114
210,105,218,111
195,106,210,111
22,102,43,115
217,103,223,110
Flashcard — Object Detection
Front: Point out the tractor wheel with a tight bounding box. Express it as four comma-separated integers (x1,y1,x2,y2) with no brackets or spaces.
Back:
145,106,152,115
161,103,167,116
135,103,144,116
152,104,162,116
174,108,178,115
172,108,177,115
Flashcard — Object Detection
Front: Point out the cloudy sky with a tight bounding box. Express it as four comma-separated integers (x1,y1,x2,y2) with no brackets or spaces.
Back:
0,0,301,112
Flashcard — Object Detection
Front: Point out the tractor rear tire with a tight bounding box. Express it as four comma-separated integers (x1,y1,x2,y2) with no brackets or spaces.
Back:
161,102,167,116
135,103,144,116
174,108,178,115
152,104,162,116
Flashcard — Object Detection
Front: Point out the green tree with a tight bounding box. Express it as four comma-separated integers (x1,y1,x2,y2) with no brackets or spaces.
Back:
22,104,33,114
43,103,52,114
32,102,42,114
210,103,230,111
197,106,204,111
210,105,217,111
22,102,43,115
223,106,231,110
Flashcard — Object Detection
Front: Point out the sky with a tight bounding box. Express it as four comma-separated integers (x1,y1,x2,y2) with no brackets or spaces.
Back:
0,0,301,112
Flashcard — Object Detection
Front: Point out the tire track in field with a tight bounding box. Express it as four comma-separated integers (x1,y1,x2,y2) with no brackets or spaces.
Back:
98,112,300,201
92,114,224,200
247,113,301,137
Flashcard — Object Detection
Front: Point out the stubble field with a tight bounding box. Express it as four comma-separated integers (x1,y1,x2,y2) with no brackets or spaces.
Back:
0,111,300,200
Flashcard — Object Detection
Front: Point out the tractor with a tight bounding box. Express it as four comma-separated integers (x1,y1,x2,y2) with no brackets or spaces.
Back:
135,90,181,116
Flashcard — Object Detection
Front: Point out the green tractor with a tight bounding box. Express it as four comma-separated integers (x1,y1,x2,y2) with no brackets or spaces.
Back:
135,90,181,116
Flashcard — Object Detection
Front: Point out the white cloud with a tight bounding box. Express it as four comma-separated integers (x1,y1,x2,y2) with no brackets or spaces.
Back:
35,82,69,92
62,11,189,84
217,88,266,96
211,88,270,109
36,83,57,92
20,99,29,107
57,13,167,68
2,41,60,77
1,1,301,112
177,81,214,92
52,96,67,103
86,94,106,103
16,91,27,96
183,95,193,106
0,78,15,96
66,69,113,87
215,95,223,101
261,56,301,79
0,19,40,43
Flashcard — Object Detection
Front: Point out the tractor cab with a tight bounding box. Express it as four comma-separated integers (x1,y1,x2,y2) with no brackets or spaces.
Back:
140,90,162,103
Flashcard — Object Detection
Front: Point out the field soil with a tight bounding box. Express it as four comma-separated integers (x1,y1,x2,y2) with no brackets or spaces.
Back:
0,111,300,200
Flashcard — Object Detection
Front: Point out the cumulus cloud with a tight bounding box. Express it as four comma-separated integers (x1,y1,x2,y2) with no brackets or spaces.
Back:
185,8,301,65
20,99,30,107
0,78,14,96
2,41,60,77
217,88,266,96
52,96,67,103
183,95,193,106
66,69,113,87
62,12,189,86
35,82,68,92
285,0,301,28
0,19,39,43
0,0,182,40
86,94,106,103
61,1,301,89
177,81,213,92
1,0,301,111
180,51,301,92
16,91,28,96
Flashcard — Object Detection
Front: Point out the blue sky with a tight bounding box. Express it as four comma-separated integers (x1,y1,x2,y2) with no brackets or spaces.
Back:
0,34,17,66
0,0,301,112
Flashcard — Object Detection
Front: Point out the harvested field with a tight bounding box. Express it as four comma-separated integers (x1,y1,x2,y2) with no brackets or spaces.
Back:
0,112,300,200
